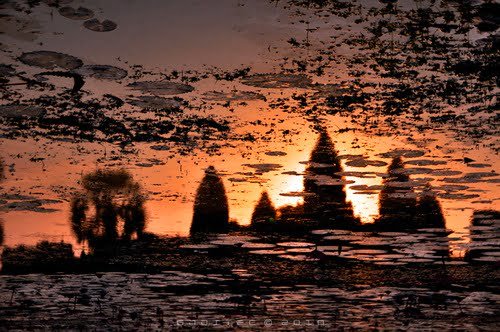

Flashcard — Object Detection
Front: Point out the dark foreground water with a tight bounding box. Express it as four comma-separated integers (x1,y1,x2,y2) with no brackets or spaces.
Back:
1,271,499,331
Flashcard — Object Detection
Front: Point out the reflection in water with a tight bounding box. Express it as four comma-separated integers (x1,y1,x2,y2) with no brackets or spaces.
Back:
415,184,446,229
1,271,499,330
70,169,146,253
0,0,497,256
374,156,451,232
191,166,229,234
2,241,74,273
375,158,449,231
0,158,4,245
244,130,360,232
190,130,453,236
303,129,359,228
375,156,418,230
465,210,500,262
276,203,305,224
251,191,277,228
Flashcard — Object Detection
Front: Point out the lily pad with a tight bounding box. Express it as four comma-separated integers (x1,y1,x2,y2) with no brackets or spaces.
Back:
378,149,426,159
345,158,387,168
128,96,182,110
43,0,73,4
241,73,312,89
58,7,94,20
84,19,117,32
128,81,194,95
19,51,83,70
242,163,282,173
179,244,218,250
203,90,266,102
265,151,287,156
248,249,286,255
75,65,127,80
241,242,276,249
0,64,15,76
0,104,44,118
277,242,315,248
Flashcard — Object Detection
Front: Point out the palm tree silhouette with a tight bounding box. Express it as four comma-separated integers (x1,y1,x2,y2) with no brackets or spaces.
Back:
190,166,229,234
70,169,146,252
303,129,357,228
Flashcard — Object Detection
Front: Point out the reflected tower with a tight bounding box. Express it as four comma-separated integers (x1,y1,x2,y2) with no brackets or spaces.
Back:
376,156,418,230
415,184,446,228
251,191,277,227
191,166,229,234
465,210,500,262
303,129,357,228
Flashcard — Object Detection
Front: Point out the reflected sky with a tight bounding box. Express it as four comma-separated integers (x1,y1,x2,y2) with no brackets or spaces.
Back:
0,0,498,248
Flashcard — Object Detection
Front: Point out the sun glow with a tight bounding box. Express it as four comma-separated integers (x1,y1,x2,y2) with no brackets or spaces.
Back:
345,176,382,224
272,172,305,208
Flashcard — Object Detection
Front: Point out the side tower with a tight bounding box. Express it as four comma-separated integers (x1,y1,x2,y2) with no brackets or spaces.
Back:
376,156,418,230
191,166,230,234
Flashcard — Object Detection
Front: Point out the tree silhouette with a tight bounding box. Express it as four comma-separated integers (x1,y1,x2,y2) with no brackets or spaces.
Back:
415,184,446,228
251,191,277,227
376,156,418,230
303,129,357,228
190,166,229,234
70,169,146,252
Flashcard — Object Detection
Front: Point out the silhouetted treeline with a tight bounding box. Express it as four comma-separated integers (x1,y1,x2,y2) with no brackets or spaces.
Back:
2,241,75,273
70,169,147,254
191,166,230,234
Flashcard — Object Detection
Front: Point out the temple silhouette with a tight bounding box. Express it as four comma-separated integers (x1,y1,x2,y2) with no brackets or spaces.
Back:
70,169,147,254
373,157,447,231
374,156,418,230
190,166,230,234
414,184,446,229
189,130,452,234
302,128,359,228
247,129,360,232
246,129,360,232
251,191,277,228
